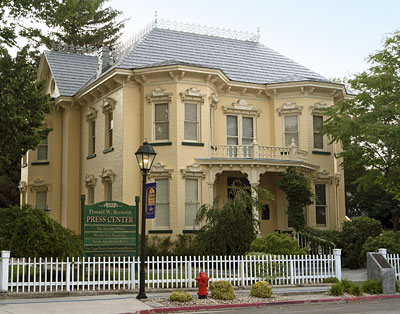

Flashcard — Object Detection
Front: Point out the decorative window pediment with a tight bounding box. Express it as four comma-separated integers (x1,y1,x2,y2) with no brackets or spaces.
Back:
86,107,98,121
100,168,115,183
180,87,205,104
277,102,303,115
149,162,173,179
84,174,97,187
224,99,260,117
101,97,116,113
311,101,329,115
181,163,205,179
146,87,172,104
315,169,339,185
29,178,49,191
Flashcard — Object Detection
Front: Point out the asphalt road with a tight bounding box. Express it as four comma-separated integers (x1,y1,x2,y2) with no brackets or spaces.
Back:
180,298,400,314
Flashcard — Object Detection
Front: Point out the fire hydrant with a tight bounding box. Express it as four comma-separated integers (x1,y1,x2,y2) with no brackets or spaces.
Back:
195,272,209,299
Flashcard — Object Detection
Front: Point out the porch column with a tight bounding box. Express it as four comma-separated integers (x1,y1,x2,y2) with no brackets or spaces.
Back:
250,182,260,236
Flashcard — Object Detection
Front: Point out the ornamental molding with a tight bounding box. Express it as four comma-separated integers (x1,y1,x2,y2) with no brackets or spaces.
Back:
100,168,115,183
101,97,116,113
18,180,27,192
209,93,219,108
149,162,173,179
84,174,97,187
86,106,98,121
315,169,340,185
180,87,205,104
224,99,260,117
29,178,49,191
311,101,329,115
277,102,303,115
146,87,172,104
181,163,206,179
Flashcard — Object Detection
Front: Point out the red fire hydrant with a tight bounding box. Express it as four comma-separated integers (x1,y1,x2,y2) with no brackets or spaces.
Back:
195,272,209,299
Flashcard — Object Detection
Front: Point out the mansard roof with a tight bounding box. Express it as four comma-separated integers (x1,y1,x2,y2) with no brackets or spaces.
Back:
43,21,330,97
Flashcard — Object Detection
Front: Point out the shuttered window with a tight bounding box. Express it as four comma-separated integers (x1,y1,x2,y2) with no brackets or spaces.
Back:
184,103,198,141
36,191,47,210
185,179,199,228
89,120,96,154
108,112,113,148
242,117,253,145
315,184,327,227
284,115,298,147
155,103,169,140
313,115,323,149
155,179,170,228
227,115,238,145
37,136,48,160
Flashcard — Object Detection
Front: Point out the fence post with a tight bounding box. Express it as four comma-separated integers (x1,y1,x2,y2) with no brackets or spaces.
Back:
333,249,342,281
0,251,10,292
66,258,71,292
240,256,245,287
378,248,387,260
289,256,295,285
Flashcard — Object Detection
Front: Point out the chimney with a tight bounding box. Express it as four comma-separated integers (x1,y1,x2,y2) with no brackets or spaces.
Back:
96,46,110,78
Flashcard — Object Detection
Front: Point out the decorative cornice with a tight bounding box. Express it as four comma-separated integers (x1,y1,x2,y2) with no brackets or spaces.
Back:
146,87,172,104
101,97,116,113
209,93,219,108
224,99,260,117
100,168,115,183
84,174,97,187
29,178,48,191
86,107,98,121
149,162,173,178
277,102,303,115
181,163,206,179
310,101,329,115
180,87,205,104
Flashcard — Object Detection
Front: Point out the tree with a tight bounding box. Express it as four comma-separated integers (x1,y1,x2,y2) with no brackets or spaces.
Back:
278,167,313,232
194,186,274,255
324,31,400,230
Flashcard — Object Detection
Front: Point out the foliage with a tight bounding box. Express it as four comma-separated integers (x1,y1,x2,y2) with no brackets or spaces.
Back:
210,280,235,300
169,291,193,302
0,205,83,258
249,233,307,255
278,167,313,231
329,283,344,296
250,281,273,298
0,158,20,207
195,186,273,255
362,279,383,294
339,217,382,269
362,231,400,257
246,252,284,282
348,283,363,296
301,228,339,254
396,281,400,293
146,235,173,257
0,47,52,167
145,235,199,257
322,277,340,284
172,234,199,256
324,31,400,231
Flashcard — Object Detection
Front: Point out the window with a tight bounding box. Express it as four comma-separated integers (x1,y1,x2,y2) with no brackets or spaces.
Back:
184,103,199,141
315,184,327,227
155,179,170,228
36,191,47,210
227,115,254,157
87,186,94,204
313,115,323,149
284,115,298,147
89,120,96,154
105,182,112,201
185,179,200,228
107,112,113,148
37,136,48,160
154,103,169,141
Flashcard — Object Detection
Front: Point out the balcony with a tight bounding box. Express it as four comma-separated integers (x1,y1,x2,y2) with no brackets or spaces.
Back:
209,141,308,162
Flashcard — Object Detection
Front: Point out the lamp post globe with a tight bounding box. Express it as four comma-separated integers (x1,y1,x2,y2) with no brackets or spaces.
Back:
135,140,156,299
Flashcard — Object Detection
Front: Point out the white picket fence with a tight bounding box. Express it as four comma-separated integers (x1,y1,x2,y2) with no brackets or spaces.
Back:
0,250,342,293
382,251,400,281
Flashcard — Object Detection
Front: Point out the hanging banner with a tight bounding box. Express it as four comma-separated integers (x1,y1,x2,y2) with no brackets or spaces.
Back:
146,182,157,219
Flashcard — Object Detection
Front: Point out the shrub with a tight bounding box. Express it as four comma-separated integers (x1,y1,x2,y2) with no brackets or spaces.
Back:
362,279,383,294
146,235,173,257
349,283,362,296
172,234,198,256
250,281,273,298
339,217,382,269
246,252,284,281
362,231,400,257
341,279,352,292
249,233,307,255
210,280,235,300
169,291,193,302
396,281,400,293
322,277,340,284
330,283,344,296
0,205,83,258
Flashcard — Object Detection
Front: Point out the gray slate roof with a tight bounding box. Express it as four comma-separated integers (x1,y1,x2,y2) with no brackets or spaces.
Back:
44,51,97,97
44,27,329,97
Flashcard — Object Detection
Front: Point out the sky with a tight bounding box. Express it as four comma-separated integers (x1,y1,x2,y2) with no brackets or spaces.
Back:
110,0,400,80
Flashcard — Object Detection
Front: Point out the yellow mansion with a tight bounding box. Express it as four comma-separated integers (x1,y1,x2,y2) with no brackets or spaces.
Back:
20,20,349,236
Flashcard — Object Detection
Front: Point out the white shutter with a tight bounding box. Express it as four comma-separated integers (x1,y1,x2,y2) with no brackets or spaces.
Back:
155,179,169,227
313,115,323,149
184,103,198,141
185,179,199,228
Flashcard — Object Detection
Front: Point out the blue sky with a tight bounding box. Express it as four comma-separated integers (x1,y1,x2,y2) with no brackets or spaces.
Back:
111,0,400,79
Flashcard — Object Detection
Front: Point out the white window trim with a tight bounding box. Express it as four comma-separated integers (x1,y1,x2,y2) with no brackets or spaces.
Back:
312,114,329,151
314,182,329,228
86,107,98,155
181,87,205,143
101,97,116,150
282,115,300,148
153,178,170,229
184,177,201,230
147,88,172,143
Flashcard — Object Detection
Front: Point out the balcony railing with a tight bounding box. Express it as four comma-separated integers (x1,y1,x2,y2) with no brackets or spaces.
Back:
209,141,308,162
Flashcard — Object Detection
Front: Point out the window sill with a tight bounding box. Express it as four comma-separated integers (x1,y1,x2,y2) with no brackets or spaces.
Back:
182,142,204,146
312,151,331,155
86,153,96,160
182,229,199,234
31,161,49,165
149,229,173,234
150,142,172,146
103,147,114,154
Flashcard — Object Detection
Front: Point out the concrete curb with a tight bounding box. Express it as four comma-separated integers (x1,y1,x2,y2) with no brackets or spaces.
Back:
130,294,400,314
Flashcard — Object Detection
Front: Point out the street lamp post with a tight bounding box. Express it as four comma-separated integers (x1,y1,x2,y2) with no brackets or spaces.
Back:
135,140,157,300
